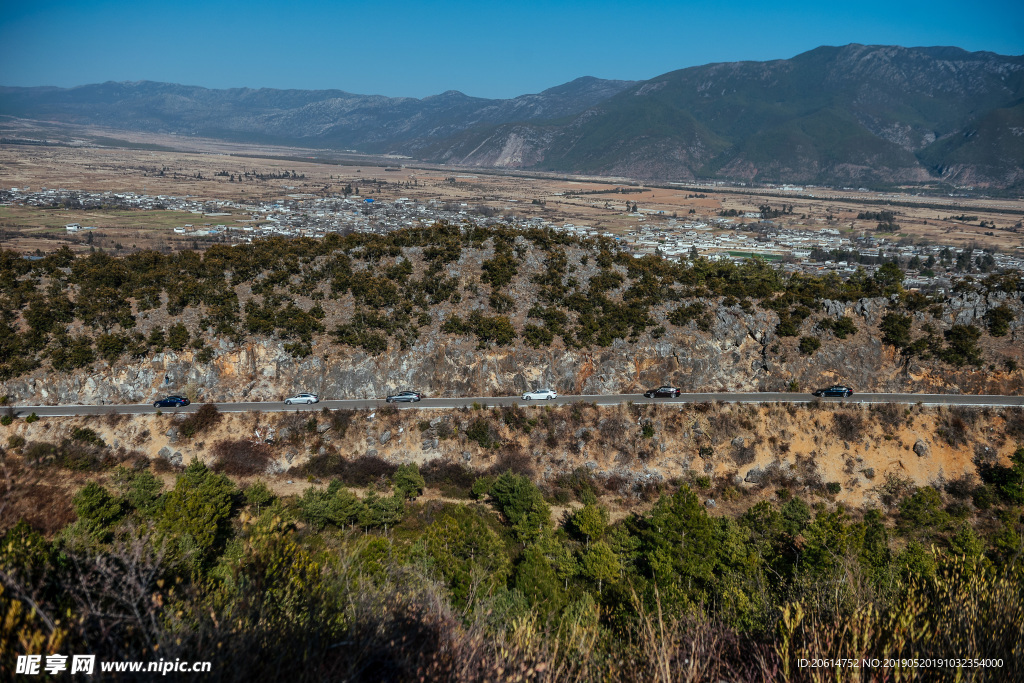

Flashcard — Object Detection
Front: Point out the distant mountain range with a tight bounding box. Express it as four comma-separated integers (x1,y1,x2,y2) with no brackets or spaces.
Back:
3,44,1023,189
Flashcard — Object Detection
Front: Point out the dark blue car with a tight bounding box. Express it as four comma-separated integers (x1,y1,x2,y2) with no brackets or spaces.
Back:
153,395,190,408
813,385,854,398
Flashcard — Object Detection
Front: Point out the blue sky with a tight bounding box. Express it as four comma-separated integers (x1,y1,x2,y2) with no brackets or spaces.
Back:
2,0,1022,99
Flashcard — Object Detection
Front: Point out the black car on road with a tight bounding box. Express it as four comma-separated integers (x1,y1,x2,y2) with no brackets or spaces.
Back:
153,395,190,408
386,391,423,403
644,386,682,398
813,385,854,398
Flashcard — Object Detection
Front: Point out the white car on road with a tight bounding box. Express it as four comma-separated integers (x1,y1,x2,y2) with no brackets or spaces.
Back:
285,393,320,405
522,389,557,400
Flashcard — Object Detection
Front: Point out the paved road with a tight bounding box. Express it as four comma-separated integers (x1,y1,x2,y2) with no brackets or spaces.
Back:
7,392,1024,418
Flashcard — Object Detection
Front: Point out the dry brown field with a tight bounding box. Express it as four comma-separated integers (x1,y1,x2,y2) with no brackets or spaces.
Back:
2,119,1023,254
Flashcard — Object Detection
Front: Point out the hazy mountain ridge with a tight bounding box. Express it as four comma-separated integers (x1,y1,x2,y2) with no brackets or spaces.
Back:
2,45,1022,187
0,76,635,152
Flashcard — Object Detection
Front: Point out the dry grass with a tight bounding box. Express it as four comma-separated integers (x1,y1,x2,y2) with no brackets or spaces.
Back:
2,396,1019,523
294,453,397,486
871,402,905,430
937,406,978,448
831,411,864,442
210,439,275,476
177,403,222,439
0,461,76,535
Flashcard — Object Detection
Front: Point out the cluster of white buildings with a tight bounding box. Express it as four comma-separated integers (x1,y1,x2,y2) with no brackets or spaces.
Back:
4,187,1022,286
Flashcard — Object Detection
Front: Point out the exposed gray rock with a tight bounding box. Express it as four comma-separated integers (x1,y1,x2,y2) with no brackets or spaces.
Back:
379,430,392,445
854,298,886,326
949,291,988,325
822,300,847,318
6,293,1019,408
170,451,183,467
704,498,716,508
165,427,179,444
157,446,171,459
731,436,745,447
913,439,930,458
366,449,378,458
744,467,765,484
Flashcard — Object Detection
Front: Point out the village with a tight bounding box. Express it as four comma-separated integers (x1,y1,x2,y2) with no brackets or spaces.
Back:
4,184,1024,292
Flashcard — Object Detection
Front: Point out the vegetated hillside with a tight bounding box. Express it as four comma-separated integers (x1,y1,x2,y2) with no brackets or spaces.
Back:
915,101,1024,190
1,400,1023,680
432,45,1024,189
0,76,635,152
1,222,1022,406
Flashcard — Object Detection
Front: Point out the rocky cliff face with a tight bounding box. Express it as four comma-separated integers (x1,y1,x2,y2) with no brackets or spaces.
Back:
6,291,1021,406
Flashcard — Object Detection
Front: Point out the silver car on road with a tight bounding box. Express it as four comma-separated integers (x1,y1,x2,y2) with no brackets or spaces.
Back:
285,393,320,405
522,389,557,400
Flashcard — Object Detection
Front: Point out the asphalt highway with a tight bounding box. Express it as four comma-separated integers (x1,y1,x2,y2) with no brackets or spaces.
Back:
7,392,1024,418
